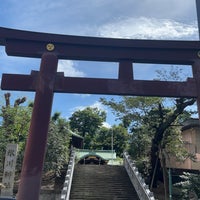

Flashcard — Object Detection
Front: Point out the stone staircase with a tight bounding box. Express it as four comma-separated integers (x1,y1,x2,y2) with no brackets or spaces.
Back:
69,165,140,200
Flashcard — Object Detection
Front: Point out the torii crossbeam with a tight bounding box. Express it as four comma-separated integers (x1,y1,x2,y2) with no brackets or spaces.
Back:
1,27,200,200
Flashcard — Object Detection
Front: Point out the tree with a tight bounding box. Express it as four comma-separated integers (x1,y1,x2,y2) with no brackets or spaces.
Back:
92,126,111,150
111,125,129,156
69,107,106,148
0,93,71,179
100,96,196,198
92,125,129,156
0,93,30,142
101,66,197,199
100,96,162,128
145,100,195,197
44,113,71,176
0,93,32,172
174,172,200,199
69,107,129,155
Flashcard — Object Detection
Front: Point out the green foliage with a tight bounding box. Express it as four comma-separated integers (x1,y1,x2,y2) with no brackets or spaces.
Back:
69,107,106,148
69,106,129,156
0,96,32,172
82,124,129,156
111,125,129,156
0,131,8,172
1,106,31,143
69,107,106,137
174,172,200,199
100,66,197,196
92,126,112,150
141,104,194,161
101,96,164,155
89,125,129,157
134,156,150,176
100,96,162,128
101,93,196,192
0,93,71,177
128,128,152,160
44,117,71,176
164,127,189,161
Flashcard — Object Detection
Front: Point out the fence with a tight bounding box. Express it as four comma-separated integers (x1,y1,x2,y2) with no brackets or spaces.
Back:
60,150,75,200
123,152,155,200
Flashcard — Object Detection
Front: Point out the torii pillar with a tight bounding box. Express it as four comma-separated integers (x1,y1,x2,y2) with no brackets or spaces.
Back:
17,53,58,199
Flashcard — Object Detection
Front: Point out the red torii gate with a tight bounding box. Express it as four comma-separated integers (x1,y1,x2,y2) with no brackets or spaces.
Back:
0,27,200,200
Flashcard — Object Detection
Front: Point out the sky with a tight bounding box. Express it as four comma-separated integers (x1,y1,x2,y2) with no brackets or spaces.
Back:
0,0,199,127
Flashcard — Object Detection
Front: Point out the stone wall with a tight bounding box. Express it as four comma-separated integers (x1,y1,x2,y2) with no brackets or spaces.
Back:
40,190,60,200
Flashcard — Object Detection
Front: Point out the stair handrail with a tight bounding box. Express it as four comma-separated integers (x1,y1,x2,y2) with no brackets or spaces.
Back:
60,149,76,200
123,152,155,200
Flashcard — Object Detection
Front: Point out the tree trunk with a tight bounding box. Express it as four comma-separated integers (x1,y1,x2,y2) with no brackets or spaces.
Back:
160,150,169,200
150,139,162,188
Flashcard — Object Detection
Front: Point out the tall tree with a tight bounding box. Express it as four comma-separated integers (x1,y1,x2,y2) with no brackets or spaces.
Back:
0,93,71,178
0,93,32,172
92,125,129,156
44,113,71,176
146,100,195,195
101,66,197,198
69,107,106,148
100,96,196,196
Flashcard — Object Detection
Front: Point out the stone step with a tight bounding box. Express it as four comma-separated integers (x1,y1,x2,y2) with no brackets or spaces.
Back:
69,165,139,200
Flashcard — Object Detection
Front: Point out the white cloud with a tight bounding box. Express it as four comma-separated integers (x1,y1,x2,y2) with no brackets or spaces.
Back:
102,122,112,128
98,17,198,40
90,101,106,111
58,60,85,77
71,101,107,113
70,105,85,113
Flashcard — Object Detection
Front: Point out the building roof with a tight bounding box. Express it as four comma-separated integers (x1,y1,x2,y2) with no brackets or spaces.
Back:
181,118,200,131
75,149,116,161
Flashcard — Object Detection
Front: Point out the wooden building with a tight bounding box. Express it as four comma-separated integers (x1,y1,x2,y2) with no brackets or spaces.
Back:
166,118,200,170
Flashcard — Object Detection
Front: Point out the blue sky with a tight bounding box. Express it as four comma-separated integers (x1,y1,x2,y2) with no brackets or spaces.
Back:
0,0,199,126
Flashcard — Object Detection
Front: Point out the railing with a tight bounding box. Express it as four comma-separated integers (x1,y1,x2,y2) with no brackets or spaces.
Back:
123,152,155,200
60,150,76,200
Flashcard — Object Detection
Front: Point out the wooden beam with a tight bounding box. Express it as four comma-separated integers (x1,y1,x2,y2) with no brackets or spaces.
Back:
1,72,197,98
0,27,200,64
